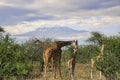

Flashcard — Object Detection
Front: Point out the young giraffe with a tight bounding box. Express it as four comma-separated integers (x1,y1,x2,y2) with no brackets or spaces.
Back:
90,44,105,79
34,39,77,79
67,40,78,80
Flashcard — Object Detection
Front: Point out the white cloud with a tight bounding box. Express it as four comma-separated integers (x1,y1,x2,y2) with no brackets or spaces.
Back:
1,0,120,17
4,16,120,36
0,1,15,7
0,0,120,28
1,0,120,44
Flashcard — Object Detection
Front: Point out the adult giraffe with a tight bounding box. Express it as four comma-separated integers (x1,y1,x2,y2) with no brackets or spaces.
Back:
67,46,78,80
34,39,77,79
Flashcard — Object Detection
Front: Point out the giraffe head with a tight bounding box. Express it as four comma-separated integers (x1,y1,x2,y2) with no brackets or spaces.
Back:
55,40,78,48
72,40,78,49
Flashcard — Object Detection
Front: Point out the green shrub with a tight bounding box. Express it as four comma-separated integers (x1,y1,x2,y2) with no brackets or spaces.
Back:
96,35,120,80
0,34,32,79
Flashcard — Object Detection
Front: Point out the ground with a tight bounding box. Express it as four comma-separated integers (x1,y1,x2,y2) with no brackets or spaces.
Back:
28,63,105,80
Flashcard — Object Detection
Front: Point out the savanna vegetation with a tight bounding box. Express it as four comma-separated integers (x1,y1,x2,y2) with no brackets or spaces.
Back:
0,27,120,80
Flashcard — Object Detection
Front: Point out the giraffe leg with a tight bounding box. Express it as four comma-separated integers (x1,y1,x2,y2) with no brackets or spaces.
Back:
43,63,48,80
58,59,62,79
43,55,49,80
99,71,102,79
90,68,93,79
71,64,75,80
91,59,94,79
53,60,57,79
67,65,70,79
71,69,74,80
67,59,72,80
67,67,71,80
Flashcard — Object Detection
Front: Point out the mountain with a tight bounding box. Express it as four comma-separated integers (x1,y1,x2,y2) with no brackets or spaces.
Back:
15,27,89,42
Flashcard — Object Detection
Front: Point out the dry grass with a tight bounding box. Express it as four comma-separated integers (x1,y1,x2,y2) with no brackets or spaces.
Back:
29,63,105,80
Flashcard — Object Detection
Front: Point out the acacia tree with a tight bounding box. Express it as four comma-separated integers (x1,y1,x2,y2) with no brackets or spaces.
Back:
86,31,105,46
87,32,120,80
96,35,120,80
86,32,105,60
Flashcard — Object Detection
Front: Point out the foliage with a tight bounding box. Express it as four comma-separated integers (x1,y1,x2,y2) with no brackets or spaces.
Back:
87,32,120,80
0,34,32,79
22,39,43,62
86,31,105,46
0,33,53,79
22,38,53,72
62,46,73,63
76,45,90,63
96,35,120,80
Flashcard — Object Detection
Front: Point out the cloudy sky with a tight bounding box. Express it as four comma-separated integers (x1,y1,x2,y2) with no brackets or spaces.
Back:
0,0,120,44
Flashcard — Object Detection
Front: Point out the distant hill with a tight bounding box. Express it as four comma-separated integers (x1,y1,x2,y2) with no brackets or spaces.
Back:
16,27,88,40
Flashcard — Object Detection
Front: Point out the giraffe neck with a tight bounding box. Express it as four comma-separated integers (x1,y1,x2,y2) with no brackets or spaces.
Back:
71,48,78,58
56,41,73,47
96,44,105,60
100,44,104,56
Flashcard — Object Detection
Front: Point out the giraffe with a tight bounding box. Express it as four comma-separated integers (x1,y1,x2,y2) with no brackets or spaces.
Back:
90,44,105,79
34,39,77,79
67,45,78,80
